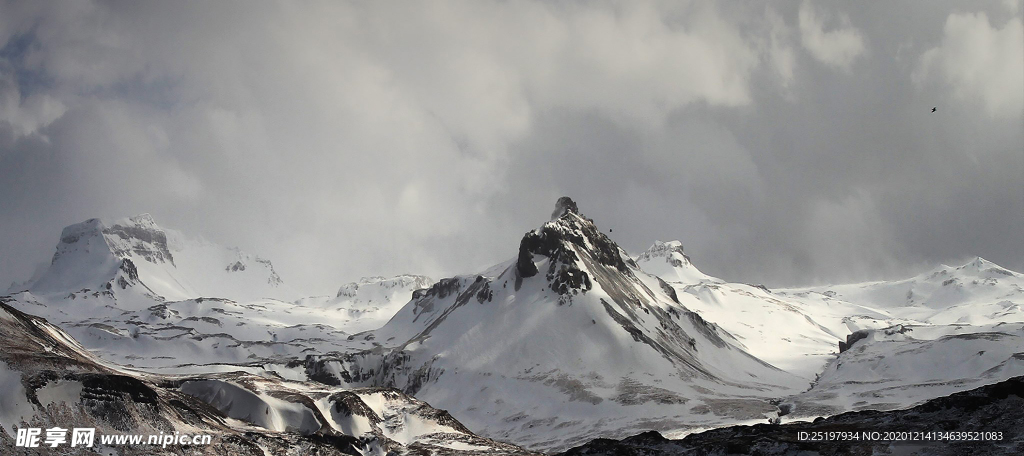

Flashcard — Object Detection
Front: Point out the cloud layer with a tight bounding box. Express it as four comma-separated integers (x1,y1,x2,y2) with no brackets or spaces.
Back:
914,11,1024,118
798,1,867,71
1,0,1021,293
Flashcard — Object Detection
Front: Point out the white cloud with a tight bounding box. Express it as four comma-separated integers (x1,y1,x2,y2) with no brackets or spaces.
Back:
0,71,66,140
0,1,770,291
913,12,1024,118
798,1,867,71
2,1,1022,291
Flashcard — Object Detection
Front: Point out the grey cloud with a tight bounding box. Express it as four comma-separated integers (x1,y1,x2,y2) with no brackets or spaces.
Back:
0,0,1021,294
798,1,867,71
914,11,1024,118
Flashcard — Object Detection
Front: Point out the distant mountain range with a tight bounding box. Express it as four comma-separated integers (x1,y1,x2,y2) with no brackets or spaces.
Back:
1,197,1021,454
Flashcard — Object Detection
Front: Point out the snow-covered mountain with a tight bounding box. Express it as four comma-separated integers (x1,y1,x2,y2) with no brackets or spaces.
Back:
633,240,710,285
306,198,803,451
3,200,1022,454
776,258,1024,417
789,257,1024,327
632,239,857,373
19,214,294,303
1,215,426,373
634,239,1024,414
634,242,889,379
0,299,535,455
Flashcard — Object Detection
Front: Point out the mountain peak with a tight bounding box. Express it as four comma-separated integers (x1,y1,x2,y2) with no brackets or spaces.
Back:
959,256,994,270
638,240,687,261
122,213,158,228
28,214,295,301
635,240,711,285
102,214,175,266
949,256,1019,279
56,218,106,252
517,198,629,296
550,196,580,220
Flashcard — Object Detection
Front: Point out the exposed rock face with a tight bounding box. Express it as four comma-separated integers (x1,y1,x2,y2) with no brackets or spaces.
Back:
103,214,175,266
838,330,870,353
551,196,579,220
254,257,283,286
517,197,627,298
838,325,913,353
558,375,1024,456
118,258,140,289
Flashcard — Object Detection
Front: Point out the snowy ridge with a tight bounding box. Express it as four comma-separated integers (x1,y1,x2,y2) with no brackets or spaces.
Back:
773,257,1024,417
634,240,710,285
335,275,434,300
640,253,886,379
637,236,1024,406
294,275,434,334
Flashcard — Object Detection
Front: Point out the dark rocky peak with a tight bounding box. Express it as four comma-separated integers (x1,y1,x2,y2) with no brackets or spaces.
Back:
551,196,580,220
118,258,140,285
517,198,630,298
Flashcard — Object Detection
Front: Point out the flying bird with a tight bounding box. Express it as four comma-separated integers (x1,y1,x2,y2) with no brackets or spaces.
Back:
931,107,937,113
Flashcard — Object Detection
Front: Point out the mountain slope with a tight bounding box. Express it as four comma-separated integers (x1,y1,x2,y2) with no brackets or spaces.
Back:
634,242,893,379
0,299,536,455
775,258,1024,416
635,238,1024,412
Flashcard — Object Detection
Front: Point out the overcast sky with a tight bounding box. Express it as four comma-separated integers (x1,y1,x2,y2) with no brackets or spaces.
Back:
1,0,1021,295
